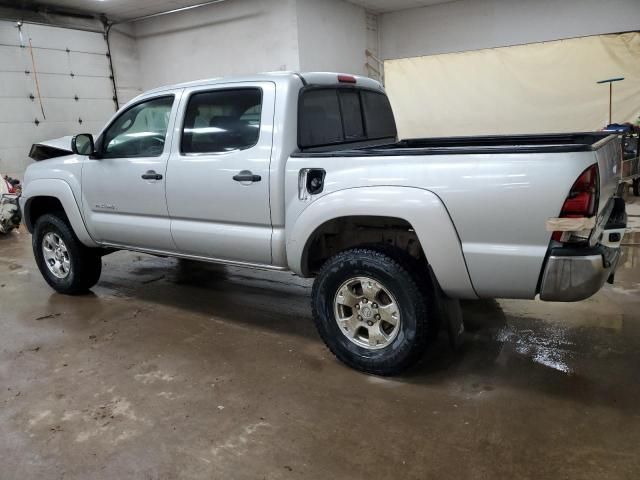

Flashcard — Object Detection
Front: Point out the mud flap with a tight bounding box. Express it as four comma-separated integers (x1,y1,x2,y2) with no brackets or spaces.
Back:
431,280,464,350
442,296,465,350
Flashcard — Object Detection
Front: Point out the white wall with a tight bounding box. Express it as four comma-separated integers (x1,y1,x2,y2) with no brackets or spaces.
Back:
380,0,640,59
296,0,369,75
132,0,300,90
110,0,373,95
109,23,143,105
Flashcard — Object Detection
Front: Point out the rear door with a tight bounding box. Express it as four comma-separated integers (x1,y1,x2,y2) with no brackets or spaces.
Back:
165,82,275,264
81,91,181,250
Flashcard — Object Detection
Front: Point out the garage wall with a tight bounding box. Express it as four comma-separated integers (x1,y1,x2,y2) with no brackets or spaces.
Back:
132,0,300,90
109,24,143,105
0,20,116,176
385,32,640,138
296,0,368,76
380,0,640,60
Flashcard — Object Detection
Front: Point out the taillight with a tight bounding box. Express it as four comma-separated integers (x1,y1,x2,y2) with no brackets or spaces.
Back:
552,164,599,242
337,74,356,84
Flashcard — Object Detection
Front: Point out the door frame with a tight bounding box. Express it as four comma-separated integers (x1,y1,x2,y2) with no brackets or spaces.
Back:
164,80,277,265
80,88,184,250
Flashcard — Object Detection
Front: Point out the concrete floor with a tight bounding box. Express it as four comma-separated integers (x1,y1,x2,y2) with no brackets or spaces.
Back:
1,197,640,480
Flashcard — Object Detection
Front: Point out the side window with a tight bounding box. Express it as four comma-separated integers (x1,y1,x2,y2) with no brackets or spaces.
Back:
102,96,174,158
181,88,262,154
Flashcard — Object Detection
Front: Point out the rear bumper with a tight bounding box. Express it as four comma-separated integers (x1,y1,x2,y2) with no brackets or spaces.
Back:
539,245,620,302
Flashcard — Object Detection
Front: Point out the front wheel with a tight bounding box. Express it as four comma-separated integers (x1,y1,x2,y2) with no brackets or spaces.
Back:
633,178,639,197
312,248,436,375
33,213,102,294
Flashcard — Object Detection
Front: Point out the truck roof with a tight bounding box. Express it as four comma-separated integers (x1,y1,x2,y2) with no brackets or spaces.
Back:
140,71,384,97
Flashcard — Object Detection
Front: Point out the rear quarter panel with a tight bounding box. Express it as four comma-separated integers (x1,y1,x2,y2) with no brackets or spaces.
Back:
286,150,600,299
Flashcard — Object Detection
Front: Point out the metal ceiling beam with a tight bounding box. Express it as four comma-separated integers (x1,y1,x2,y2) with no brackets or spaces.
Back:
109,0,228,25
0,2,103,32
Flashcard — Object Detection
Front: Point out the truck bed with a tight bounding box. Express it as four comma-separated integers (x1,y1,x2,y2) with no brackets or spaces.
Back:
295,132,613,156
288,130,622,300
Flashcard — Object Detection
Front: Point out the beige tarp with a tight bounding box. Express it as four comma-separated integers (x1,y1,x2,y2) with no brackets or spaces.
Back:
384,32,640,138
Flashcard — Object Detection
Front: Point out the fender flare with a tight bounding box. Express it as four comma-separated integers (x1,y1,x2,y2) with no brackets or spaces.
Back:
21,178,98,247
286,186,477,299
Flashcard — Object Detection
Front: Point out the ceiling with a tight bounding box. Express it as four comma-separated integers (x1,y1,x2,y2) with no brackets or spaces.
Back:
350,0,456,13
14,0,457,21
13,0,228,21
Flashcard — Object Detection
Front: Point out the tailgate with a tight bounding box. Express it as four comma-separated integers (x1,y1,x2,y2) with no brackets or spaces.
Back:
539,134,626,301
594,135,622,212
590,135,625,247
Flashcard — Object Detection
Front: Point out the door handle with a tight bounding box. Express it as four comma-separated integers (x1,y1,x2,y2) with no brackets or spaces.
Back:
233,170,261,182
141,170,163,180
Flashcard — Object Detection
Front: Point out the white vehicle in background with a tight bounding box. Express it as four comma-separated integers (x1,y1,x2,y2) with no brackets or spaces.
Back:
19,72,628,375
0,175,21,234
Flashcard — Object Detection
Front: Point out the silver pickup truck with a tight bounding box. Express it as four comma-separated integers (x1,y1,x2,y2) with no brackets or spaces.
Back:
20,72,627,375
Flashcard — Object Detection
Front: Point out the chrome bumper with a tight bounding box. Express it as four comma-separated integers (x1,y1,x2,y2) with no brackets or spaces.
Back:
539,245,620,302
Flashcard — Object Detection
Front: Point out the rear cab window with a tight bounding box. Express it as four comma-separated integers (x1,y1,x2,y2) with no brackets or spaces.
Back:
298,87,397,151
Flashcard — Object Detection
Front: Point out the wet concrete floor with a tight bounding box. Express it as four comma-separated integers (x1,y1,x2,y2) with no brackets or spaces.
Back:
1,197,640,479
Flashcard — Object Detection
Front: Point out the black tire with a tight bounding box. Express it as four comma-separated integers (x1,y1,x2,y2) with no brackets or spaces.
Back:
633,178,640,197
312,248,435,376
33,213,102,294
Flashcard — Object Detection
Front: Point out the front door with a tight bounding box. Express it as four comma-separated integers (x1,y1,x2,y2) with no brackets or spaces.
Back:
81,92,181,251
165,82,274,265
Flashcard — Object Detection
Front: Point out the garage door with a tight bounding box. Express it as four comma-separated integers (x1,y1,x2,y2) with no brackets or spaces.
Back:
0,20,116,176
385,32,640,138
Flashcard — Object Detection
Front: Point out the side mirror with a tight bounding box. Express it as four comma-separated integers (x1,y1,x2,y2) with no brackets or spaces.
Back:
71,133,95,156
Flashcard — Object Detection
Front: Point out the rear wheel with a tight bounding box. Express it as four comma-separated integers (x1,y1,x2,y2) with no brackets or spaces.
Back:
33,213,102,294
312,248,435,375
633,178,639,196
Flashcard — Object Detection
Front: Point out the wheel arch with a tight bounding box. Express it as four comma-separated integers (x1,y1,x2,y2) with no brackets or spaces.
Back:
23,196,65,231
21,179,98,247
300,215,424,275
286,186,477,299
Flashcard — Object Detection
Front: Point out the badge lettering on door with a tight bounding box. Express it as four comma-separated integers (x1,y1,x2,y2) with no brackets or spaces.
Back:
95,203,116,210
